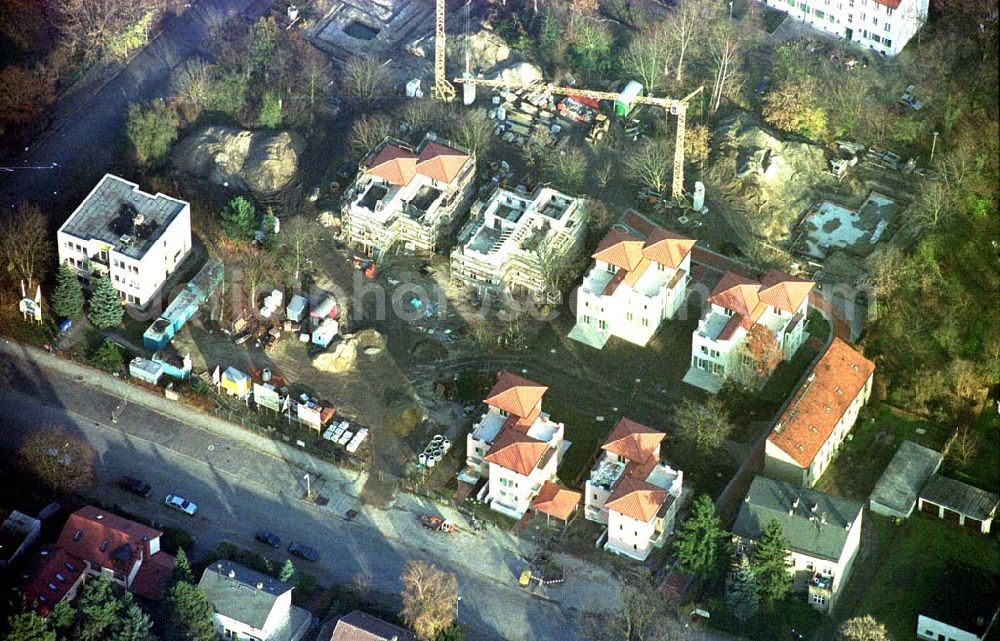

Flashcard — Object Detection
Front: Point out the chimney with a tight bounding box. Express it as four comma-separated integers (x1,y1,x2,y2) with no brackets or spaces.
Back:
792,498,800,509
256,582,264,590
228,569,236,579
133,213,145,227
810,502,818,513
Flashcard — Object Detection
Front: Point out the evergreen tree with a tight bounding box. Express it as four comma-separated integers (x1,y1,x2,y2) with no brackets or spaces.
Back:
52,263,84,319
47,600,75,633
4,609,55,641
279,558,296,583
220,196,257,242
110,601,156,641
261,211,279,252
749,519,793,608
92,339,125,374
674,494,730,582
161,581,216,641
169,548,194,587
87,274,124,328
77,576,121,641
725,556,760,622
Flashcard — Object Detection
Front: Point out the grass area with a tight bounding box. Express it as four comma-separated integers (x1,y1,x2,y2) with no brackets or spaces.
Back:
760,343,820,406
944,410,1000,492
815,404,951,501
542,393,613,488
708,595,822,640
806,310,831,343
0,308,58,346
855,514,1000,641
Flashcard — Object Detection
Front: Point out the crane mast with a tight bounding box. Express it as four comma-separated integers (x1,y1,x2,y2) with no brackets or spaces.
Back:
431,0,455,101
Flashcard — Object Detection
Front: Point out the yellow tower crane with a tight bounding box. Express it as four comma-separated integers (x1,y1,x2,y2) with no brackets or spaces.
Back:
430,0,455,101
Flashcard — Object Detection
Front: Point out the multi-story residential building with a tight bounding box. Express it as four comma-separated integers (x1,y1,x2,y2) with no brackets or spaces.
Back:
342,134,475,257
451,186,588,303
584,418,683,561
765,338,875,487
765,0,928,56
22,506,176,615
57,174,192,308
458,371,571,519
198,560,311,641
732,477,864,613
569,213,696,349
685,269,814,393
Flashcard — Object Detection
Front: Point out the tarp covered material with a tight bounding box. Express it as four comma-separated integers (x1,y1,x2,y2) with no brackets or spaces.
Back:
310,296,338,321
312,318,339,348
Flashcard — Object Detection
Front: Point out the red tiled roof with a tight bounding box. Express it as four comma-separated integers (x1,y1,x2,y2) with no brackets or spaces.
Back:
759,269,814,314
873,0,901,8
484,427,548,476
57,506,161,577
593,229,645,271
642,227,696,270
323,610,418,641
416,142,470,184
530,481,582,521
485,371,548,418
363,144,418,186
593,218,694,297
131,550,175,600
605,476,669,523
767,338,876,468
602,418,664,464
709,270,814,340
708,271,761,318
22,546,85,617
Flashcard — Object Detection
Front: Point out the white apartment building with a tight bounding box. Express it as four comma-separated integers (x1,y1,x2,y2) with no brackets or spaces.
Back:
569,213,696,349
57,174,191,308
451,186,588,303
733,477,864,613
342,134,475,257
585,418,683,561
458,372,570,520
765,338,875,487
685,269,814,393
766,0,928,56
198,561,310,641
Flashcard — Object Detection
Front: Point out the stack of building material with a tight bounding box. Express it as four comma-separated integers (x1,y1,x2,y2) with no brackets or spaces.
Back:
260,289,284,319
345,428,368,453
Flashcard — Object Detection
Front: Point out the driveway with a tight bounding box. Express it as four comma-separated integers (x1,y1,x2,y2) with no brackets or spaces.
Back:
0,341,623,641
0,0,270,210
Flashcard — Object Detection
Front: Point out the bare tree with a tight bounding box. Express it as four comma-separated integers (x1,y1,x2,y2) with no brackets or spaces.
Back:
584,584,693,640
172,58,214,109
947,425,980,469
448,109,493,162
625,140,672,194
0,202,53,294
349,113,392,155
350,571,375,607
279,218,318,285
672,397,733,455
665,0,715,87
20,426,97,492
58,0,146,63
400,561,458,641
683,124,710,167
237,249,281,308
543,147,588,192
838,615,891,641
619,23,672,93
398,100,445,140
341,56,390,100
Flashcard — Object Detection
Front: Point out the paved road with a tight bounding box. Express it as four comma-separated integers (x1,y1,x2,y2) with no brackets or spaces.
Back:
0,0,269,210
0,342,622,641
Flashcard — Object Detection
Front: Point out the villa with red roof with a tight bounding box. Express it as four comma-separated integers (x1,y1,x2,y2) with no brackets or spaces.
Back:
22,506,175,616
765,338,875,487
585,418,684,561
762,0,927,56
458,372,573,519
342,133,475,257
569,213,696,349
685,269,814,393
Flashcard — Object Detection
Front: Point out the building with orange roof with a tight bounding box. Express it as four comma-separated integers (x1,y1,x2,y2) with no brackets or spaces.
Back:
765,338,875,487
685,268,814,393
458,372,570,519
343,134,474,257
569,212,696,349
450,185,588,303
584,418,684,561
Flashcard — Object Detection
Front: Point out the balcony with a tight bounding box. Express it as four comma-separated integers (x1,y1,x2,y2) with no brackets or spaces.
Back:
809,572,833,591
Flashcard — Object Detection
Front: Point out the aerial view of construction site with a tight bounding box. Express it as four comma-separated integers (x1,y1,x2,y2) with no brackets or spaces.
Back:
0,0,997,640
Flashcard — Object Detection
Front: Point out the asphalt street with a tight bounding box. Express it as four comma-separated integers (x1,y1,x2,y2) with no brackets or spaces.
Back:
0,347,603,641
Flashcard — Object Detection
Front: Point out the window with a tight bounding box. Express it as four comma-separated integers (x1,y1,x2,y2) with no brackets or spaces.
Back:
883,38,892,47
873,17,878,26
885,22,890,32
799,1,808,10
816,9,825,17
805,561,815,572
626,312,634,322
55,573,66,582
73,529,83,542
810,594,827,605
641,318,649,327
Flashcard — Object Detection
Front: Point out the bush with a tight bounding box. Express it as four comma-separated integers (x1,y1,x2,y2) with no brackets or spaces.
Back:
257,92,282,128
220,196,257,242
90,339,124,374
126,101,180,168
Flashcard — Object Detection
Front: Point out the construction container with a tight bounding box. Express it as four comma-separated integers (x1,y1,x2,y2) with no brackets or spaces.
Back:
615,81,643,117
311,318,339,348
310,296,338,324
129,357,163,385
221,366,251,399
286,295,307,322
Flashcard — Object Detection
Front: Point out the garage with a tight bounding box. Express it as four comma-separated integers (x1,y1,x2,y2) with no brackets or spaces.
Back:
918,474,999,535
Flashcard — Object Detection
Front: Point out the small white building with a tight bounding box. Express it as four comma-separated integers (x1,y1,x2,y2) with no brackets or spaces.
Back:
57,174,192,308
198,561,311,641
685,269,813,393
732,477,864,613
458,372,571,520
764,0,928,57
342,134,475,257
569,213,696,349
451,186,587,303
765,338,875,487
917,564,999,641
584,418,683,561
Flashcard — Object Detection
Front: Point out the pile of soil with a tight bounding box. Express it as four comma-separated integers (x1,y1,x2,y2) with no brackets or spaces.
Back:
311,329,386,373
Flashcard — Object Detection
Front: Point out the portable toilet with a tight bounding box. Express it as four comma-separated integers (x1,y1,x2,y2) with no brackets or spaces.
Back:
221,367,251,399
693,182,706,211
462,73,476,105
614,81,644,117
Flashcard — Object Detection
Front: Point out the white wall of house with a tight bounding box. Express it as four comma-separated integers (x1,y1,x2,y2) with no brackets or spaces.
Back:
765,0,928,56
212,589,290,641
487,453,557,519
917,615,985,641
606,510,659,561
805,375,873,485
584,481,615,524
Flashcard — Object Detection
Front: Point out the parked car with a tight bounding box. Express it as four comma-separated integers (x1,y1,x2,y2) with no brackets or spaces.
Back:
288,542,320,562
255,529,282,548
118,476,152,498
164,495,197,516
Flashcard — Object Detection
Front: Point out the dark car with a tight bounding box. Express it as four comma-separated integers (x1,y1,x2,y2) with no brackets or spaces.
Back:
255,529,282,548
288,542,320,562
118,476,152,498
335,160,357,183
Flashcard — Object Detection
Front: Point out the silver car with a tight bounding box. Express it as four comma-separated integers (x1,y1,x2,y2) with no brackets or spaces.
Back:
164,494,197,516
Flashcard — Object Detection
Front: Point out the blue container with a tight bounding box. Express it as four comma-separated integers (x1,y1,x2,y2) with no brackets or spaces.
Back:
59,319,73,333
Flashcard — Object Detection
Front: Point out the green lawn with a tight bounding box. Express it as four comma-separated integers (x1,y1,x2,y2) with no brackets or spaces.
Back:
944,410,1000,493
760,343,820,406
815,404,951,501
855,514,1000,641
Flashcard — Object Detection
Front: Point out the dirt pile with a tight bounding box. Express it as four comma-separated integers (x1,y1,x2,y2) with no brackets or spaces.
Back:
173,126,305,196
406,25,542,86
707,112,832,242
311,329,386,373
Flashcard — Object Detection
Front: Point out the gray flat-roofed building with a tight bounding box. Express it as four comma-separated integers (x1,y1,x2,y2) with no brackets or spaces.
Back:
869,440,943,519
918,474,999,534
57,174,191,307
0,510,41,569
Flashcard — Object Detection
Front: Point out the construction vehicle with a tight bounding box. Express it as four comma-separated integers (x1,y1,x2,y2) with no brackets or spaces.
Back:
430,0,702,203
419,514,455,533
